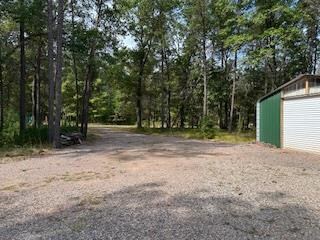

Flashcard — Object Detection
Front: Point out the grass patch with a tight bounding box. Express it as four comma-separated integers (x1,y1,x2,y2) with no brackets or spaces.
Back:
60,171,101,182
214,130,256,143
112,126,255,144
0,182,30,192
0,126,84,162
79,195,104,206
0,145,50,163
43,171,110,185
0,184,20,192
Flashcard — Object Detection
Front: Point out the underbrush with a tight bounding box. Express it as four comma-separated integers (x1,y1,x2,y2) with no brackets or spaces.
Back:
0,126,79,160
119,126,255,143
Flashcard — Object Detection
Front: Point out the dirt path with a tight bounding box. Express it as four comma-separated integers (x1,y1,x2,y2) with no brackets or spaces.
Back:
1,126,320,240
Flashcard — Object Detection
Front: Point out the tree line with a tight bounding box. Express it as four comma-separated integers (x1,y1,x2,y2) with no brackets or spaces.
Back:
0,0,319,147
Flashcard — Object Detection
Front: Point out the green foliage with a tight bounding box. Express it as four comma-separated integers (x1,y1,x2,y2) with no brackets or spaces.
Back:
0,110,20,146
118,126,255,143
0,0,319,150
1,123,79,147
200,116,217,139
14,127,48,146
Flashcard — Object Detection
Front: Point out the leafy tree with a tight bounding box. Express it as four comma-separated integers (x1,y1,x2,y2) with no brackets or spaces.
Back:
0,0,319,147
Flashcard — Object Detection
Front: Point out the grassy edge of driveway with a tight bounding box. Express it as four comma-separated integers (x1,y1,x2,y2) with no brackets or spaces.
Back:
0,132,98,163
108,125,256,144
0,125,256,162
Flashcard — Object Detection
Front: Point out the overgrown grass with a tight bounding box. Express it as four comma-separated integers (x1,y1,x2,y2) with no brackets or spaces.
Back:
0,126,80,161
114,126,255,144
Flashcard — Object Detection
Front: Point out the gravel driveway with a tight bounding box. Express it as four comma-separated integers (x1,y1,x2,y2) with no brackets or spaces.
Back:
0,126,320,240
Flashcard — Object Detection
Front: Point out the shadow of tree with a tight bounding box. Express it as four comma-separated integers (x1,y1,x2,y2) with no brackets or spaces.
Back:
47,128,235,161
1,182,319,240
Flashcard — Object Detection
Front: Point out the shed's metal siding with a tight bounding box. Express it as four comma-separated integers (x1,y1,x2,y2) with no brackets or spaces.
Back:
283,96,320,153
259,92,281,147
256,102,260,142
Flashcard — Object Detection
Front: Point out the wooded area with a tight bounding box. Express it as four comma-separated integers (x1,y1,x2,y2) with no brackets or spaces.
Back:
0,0,319,148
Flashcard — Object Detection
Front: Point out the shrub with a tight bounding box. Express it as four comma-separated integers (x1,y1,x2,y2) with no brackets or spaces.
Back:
200,117,216,139
14,127,48,146
0,110,20,146
1,124,80,147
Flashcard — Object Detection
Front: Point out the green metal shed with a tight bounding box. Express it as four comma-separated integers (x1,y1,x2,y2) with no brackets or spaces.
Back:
258,92,281,147
257,74,320,153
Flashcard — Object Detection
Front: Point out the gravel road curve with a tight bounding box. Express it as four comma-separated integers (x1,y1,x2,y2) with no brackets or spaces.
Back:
0,126,320,240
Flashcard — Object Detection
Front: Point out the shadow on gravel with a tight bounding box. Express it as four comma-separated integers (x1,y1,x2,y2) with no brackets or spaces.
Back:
2,182,319,240
47,129,235,161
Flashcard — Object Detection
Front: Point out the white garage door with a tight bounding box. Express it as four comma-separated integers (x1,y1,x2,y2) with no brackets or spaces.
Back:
283,96,320,153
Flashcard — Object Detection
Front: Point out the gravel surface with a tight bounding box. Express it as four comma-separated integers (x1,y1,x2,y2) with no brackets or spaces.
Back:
0,126,320,240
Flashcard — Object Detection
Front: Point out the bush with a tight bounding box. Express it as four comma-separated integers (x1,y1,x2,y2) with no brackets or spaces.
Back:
200,117,216,139
1,124,80,147
14,127,48,146
0,110,20,146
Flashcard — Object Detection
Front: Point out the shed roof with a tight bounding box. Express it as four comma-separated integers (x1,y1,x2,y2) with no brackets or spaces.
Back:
258,74,320,103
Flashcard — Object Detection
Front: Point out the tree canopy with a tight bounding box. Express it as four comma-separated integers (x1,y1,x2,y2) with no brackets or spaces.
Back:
0,0,319,147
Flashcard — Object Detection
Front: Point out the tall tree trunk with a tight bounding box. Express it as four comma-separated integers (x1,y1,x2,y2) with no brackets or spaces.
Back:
136,65,143,129
219,48,226,129
314,45,318,74
53,0,65,148
47,0,55,143
0,44,3,131
201,1,208,118
179,70,187,129
19,0,26,135
264,63,268,94
202,33,208,117
228,50,237,132
160,47,165,129
272,44,277,88
306,22,318,74
36,45,41,127
237,110,243,133
81,48,95,138
71,0,80,127
153,108,156,128
73,57,80,127
147,95,151,128
224,101,229,129
218,101,223,129
313,25,318,74
167,90,171,128
135,40,152,130
32,73,37,127
81,0,103,138
165,53,171,128
179,103,185,128
268,39,277,90
135,29,153,129
33,45,41,128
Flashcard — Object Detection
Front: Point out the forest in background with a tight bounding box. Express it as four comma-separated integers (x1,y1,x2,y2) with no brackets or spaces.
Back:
0,0,319,148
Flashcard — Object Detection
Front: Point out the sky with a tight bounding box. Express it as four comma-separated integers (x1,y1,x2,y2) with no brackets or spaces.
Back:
121,34,137,49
